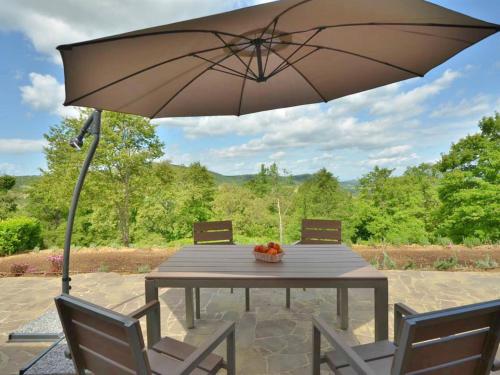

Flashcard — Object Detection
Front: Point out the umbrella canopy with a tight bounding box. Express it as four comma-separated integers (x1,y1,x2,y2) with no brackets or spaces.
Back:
58,0,498,118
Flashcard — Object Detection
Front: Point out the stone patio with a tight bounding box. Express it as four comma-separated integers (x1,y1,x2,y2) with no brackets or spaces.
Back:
1,271,499,374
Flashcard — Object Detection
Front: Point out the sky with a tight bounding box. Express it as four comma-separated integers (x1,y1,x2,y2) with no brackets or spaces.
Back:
0,0,498,180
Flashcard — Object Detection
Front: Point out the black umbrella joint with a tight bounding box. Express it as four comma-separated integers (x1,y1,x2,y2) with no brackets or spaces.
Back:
62,110,101,294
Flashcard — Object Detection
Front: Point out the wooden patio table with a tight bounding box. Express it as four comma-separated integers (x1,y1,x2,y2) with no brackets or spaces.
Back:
144,244,388,348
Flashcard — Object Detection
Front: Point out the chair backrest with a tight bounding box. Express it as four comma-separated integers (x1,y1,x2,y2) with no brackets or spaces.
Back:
55,294,151,375
193,220,233,245
300,219,341,244
391,299,500,375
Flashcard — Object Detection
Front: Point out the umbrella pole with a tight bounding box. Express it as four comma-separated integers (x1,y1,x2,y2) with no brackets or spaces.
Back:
62,110,101,294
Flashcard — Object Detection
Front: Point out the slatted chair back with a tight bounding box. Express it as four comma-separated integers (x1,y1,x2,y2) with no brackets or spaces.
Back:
193,220,234,245
300,219,341,244
391,299,500,375
55,294,151,375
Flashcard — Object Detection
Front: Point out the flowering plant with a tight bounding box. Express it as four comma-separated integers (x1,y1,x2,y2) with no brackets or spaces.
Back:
48,255,64,274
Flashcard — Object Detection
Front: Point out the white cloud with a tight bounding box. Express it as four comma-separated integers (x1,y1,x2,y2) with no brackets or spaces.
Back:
0,139,47,154
430,95,492,118
370,145,412,158
20,73,79,117
0,163,18,175
269,151,286,160
371,69,461,117
0,1,262,64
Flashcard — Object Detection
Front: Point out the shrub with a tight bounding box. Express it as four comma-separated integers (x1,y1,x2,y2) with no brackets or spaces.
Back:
475,255,498,270
97,263,110,272
381,251,396,270
48,254,64,274
403,261,417,270
10,263,29,276
137,264,151,273
0,217,42,256
463,237,482,248
433,256,458,271
435,236,453,247
369,257,380,269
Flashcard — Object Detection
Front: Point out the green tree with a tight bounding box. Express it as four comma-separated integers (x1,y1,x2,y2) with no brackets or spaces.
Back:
289,168,353,241
246,163,295,243
352,165,438,244
0,175,17,220
436,113,500,242
28,111,164,247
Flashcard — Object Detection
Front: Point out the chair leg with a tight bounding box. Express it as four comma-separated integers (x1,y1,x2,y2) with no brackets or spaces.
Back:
312,324,321,375
286,288,291,309
195,287,201,320
227,328,236,375
230,288,234,293
245,288,250,311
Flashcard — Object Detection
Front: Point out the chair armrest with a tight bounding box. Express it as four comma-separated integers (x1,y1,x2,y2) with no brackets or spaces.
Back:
292,240,301,245
312,316,376,375
173,321,236,375
127,300,160,320
492,359,500,371
394,303,418,345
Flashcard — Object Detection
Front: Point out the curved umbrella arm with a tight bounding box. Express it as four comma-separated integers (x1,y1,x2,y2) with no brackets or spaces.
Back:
62,110,101,294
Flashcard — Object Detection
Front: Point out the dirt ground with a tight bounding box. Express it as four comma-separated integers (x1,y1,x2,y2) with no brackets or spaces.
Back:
0,244,498,277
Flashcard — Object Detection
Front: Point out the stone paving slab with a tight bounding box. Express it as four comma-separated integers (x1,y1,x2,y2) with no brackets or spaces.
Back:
1,271,499,374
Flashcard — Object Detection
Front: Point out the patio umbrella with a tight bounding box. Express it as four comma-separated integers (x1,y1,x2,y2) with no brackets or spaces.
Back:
58,0,498,117
58,0,498,293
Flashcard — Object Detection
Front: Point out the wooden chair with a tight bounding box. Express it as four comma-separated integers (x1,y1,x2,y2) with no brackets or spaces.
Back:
193,220,251,315
312,299,500,375
288,219,344,322
300,219,342,245
55,294,235,375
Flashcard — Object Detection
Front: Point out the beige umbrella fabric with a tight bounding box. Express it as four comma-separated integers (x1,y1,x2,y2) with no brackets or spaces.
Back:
58,0,498,118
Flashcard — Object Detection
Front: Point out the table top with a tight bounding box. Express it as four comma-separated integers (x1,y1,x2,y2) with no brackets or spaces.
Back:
146,244,386,282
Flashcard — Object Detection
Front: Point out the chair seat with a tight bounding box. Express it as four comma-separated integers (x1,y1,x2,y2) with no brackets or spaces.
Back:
150,336,224,374
325,340,396,370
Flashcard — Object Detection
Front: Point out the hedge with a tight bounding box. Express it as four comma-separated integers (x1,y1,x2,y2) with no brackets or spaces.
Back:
0,217,42,256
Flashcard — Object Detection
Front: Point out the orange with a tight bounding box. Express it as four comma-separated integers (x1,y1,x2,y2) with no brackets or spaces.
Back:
267,248,278,255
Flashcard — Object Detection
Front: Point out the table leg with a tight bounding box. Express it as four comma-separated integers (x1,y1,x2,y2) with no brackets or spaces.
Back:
195,287,201,319
145,279,160,348
286,288,291,309
185,288,195,329
374,281,389,341
336,288,341,316
245,288,250,312
339,287,348,330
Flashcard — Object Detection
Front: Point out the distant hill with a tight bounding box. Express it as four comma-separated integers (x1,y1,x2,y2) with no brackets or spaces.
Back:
13,169,359,192
12,175,40,192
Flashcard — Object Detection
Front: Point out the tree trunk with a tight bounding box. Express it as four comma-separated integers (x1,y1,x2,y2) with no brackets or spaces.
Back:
277,198,283,244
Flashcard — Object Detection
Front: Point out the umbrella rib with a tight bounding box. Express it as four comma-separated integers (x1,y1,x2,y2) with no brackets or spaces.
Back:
150,45,247,118
262,44,327,103
65,41,250,106
57,29,253,50
238,49,256,116
264,22,500,42
210,67,255,80
274,40,423,77
267,47,321,79
258,0,313,39
214,32,258,79
269,28,322,77
192,53,250,79
263,19,278,75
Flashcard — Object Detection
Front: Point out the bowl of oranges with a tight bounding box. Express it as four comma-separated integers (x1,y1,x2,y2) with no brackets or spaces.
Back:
253,242,284,263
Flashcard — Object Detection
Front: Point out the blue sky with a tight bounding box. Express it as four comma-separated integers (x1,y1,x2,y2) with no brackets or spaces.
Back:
0,0,498,180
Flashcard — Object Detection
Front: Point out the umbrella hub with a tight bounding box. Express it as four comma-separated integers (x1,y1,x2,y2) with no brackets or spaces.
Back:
220,29,294,83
